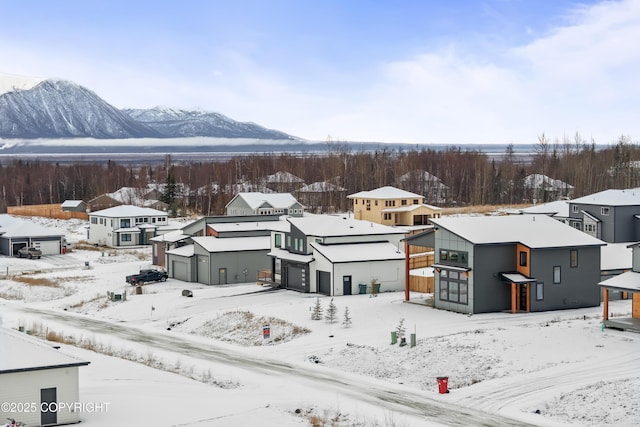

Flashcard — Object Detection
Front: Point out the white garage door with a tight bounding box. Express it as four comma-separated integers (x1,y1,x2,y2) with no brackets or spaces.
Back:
33,240,61,256
172,260,189,282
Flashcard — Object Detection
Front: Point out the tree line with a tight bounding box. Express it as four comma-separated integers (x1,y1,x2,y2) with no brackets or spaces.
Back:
1,134,639,216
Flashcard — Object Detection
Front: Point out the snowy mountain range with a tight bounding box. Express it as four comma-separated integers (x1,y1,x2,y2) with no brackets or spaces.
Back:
0,74,296,140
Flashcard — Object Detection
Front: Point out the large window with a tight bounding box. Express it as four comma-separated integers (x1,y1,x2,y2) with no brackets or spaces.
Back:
121,234,132,242
274,233,282,247
553,266,561,284
438,269,468,305
536,282,544,300
120,219,131,228
439,249,468,266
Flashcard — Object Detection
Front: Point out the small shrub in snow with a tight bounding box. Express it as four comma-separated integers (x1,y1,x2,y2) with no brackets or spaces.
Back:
325,298,338,324
311,296,323,320
342,306,352,328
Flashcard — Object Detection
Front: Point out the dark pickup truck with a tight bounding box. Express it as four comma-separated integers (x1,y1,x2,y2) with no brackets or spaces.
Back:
125,269,168,285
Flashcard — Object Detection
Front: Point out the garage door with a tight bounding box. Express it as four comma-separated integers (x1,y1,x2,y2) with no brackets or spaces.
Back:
196,255,210,284
318,271,331,295
32,240,61,256
172,260,189,282
286,265,308,292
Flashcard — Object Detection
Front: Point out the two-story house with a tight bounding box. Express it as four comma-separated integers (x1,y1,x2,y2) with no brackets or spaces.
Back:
569,188,640,242
87,205,169,247
347,186,441,227
268,214,406,295
427,214,604,314
225,192,304,217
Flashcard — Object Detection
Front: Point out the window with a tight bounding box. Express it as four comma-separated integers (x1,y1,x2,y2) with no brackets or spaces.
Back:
274,233,282,247
286,236,291,249
440,250,448,261
438,268,468,305
519,251,527,267
120,219,131,228
553,266,561,284
601,207,610,215
401,199,407,206
384,213,392,220
91,217,97,224
375,200,378,206
413,199,419,205
570,249,578,268
572,205,579,213
536,282,544,300
121,234,132,242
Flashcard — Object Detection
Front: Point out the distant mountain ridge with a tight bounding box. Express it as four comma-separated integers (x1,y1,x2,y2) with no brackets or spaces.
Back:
123,107,294,140
0,75,297,140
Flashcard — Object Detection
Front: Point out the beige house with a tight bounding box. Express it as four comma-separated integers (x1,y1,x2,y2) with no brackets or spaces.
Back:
347,186,442,226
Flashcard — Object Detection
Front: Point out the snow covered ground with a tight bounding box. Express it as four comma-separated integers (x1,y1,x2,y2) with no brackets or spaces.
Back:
0,217,638,427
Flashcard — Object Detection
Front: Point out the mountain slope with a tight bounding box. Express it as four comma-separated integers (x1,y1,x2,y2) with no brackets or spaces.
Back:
0,79,160,139
123,107,296,140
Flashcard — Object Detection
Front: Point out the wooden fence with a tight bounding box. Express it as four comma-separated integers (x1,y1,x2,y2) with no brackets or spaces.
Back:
7,204,88,220
410,275,434,293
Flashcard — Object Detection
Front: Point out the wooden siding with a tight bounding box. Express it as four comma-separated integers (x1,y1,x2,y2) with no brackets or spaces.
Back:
634,293,640,319
410,275,434,293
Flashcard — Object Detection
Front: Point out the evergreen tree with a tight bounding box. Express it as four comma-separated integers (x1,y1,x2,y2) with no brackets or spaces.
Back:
311,297,323,320
342,306,352,328
396,318,406,341
325,298,338,324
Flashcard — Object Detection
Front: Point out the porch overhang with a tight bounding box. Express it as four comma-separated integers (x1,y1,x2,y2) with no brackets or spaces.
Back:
501,272,536,313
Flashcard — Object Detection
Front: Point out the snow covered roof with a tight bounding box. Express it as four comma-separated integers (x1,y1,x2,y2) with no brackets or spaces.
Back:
310,241,404,263
267,247,314,263
149,230,190,243
515,200,571,217
598,270,640,291
192,236,270,253
398,170,443,183
383,204,442,213
430,214,605,248
571,188,640,206
264,171,304,183
0,327,89,374
288,214,405,238
90,205,168,217
297,182,346,192
61,200,85,208
208,218,290,233
347,186,423,200
166,244,195,257
524,174,574,189
228,192,300,210
0,214,65,238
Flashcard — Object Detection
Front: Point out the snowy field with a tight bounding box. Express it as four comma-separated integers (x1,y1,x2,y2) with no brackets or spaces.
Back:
0,217,638,427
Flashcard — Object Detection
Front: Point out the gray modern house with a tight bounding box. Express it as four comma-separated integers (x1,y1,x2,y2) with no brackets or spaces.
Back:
428,215,605,314
568,188,640,243
225,192,304,217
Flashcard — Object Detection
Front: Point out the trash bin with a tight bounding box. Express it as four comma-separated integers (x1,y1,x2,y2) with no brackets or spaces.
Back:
410,333,416,348
437,376,449,394
358,284,367,294
372,283,381,294
391,331,397,344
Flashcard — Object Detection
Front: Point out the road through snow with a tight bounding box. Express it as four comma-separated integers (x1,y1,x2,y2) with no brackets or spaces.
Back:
4,303,541,427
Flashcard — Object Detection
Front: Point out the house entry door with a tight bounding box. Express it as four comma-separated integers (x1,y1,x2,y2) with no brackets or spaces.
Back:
343,276,352,295
41,387,57,426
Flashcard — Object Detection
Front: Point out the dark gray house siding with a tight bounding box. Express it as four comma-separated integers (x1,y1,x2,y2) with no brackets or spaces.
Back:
569,202,640,243
193,244,270,286
529,246,601,311
287,225,310,255
473,244,516,313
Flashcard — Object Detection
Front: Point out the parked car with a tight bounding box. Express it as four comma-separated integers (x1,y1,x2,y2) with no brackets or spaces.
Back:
125,269,168,285
17,246,42,259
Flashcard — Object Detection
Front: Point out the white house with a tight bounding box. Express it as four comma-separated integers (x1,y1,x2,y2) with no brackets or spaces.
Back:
87,205,169,247
0,327,90,426
268,214,407,295
225,192,304,217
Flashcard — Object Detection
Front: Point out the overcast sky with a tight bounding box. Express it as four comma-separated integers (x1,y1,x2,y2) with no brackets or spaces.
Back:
1,0,639,144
